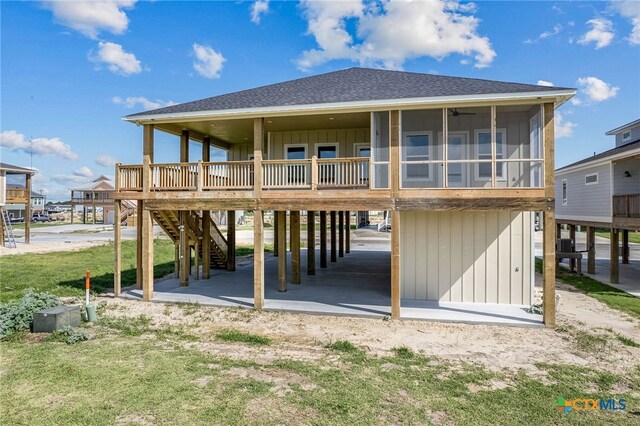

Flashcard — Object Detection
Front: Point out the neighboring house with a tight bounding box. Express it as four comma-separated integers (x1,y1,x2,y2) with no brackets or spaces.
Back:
5,188,45,218
555,118,640,282
115,67,575,327
0,162,35,244
70,175,117,224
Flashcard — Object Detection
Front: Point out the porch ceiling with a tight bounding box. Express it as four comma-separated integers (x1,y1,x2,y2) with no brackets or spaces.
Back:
155,111,370,146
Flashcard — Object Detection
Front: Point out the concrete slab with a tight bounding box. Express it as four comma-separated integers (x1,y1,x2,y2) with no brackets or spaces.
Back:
124,240,542,326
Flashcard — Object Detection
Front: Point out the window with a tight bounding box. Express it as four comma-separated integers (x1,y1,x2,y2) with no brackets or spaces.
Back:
284,144,307,185
475,129,506,180
402,132,432,181
315,143,338,159
622,131,631,141
562,179,567,205
585,173,598,185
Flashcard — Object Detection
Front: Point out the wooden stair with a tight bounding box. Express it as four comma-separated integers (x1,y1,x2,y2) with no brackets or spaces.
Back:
151,210,228,270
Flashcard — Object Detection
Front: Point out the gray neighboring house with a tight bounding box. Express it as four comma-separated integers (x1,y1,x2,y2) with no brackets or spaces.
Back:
555,118,640,282
6,187,46,219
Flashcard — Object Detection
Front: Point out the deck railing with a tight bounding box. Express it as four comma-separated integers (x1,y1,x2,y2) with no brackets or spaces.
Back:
613,193,640,218
116,157,370,192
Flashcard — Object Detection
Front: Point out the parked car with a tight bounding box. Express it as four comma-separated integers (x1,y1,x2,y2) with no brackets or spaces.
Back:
9,216,24,224
31,213,52,222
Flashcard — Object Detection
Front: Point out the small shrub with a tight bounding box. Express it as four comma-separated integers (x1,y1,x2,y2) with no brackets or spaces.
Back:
0,290,61,340
47,326,89,345
326,340,360,353
216,329,271,345
526,304,543,315
392,346,415,359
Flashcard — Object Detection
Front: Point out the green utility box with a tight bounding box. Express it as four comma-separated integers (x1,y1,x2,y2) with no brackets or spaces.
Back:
33,306,81,333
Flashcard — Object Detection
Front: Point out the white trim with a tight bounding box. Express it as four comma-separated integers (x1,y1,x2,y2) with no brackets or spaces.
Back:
315,142,339,159
584,172,598,185
124,90,576,124
606,119,640,135
556,214,613,224
437,130,471,187
555,147,640,175
562,178,567,206
284,144,307,160
474,128,507,181
401,130,434,182
609,162,614,218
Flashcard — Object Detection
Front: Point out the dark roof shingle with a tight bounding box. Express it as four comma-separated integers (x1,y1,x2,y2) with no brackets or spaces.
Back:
127,67,572,118
556,139,640,172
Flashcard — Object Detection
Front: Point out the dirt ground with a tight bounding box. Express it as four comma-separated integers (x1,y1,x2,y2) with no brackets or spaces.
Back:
95,280,640,380
0,240,110,256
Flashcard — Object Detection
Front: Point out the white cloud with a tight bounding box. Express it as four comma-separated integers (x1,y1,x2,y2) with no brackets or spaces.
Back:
570,98,582,106
112,96,175,110
43,0,136,39
73,166,93,177
555,112,576,139
296,0,496,71
525,23,563,43
0,130,78,160
52,174,90,186
578,18,614,49
251,0,269,24
537,80,554,87
577,76,619,102
90,42,142,75
95,154,118,168
611,0,640,45
192,43,226,79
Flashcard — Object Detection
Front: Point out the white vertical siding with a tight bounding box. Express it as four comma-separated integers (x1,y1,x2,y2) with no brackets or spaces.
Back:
400,210,533,305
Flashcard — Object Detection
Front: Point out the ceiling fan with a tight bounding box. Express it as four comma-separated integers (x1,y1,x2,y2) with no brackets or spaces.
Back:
449,108,476,117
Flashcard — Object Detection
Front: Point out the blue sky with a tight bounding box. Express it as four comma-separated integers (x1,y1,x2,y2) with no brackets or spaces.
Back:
1,0,639,201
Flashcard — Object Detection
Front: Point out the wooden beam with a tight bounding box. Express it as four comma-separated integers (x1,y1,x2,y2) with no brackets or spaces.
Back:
202,136,211,162
174,244,180,279
330,211,337,262
227,210,236,271
278,211,286,292
273,210,278,256
141,206,154,301
194,243,200,280
254,210,265,309
180,129,189,162
345,210,350,254
320,211,327,268
307,211,315,275
338,211,344,257
587,226,596,274
254,118,264,197
622,230,629,264
114,200,122,296
391,210,401,319
542,103,556,328
92,195,96,224
611,228,619,284
202,211,211,279
136,200,143,289
143,124,154,162
180,211,189,286
569,225,576,272
394,197,551,211
24,173,31,244
70,191,74,224
291,211,301,284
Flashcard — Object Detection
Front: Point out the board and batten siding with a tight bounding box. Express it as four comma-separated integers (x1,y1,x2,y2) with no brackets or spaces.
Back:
555,163,612,222
400,211,533,305
228,128,370,161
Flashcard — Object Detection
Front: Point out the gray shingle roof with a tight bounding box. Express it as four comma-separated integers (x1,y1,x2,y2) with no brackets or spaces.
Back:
556,139,640,172
0,163,36,174
127,67,572,118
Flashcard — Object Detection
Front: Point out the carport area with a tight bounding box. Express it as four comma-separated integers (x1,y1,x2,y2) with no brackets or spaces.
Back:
124,239,542,326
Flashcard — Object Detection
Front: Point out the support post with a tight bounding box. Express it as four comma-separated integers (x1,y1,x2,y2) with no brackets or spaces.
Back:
174,244,180,279
330,211,337,262
307,211,315,275
141,155,154,301
180,129,189,162
391,210,401,319
180,212,189,286
611,228,619,284
25,173,31,244
136,201,143,289
587,226,596,274
569,224,576,272
278,211,286,292
542,103,556,328
273,210,279,256
202,211,211,279
92,194,96,224
70,191,74,224
291,211,301,284
338,211,344,257
114,199,122,296
345,210,350,254
622,230,629,264
227,210,236,271
320,211,327,268
194,243,200,280
254,210,264,309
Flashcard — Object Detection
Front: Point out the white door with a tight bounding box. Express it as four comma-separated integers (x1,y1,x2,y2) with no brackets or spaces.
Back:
447,133,467,187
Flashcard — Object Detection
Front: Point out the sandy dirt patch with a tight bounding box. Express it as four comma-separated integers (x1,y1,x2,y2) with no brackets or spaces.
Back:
0,240,110,256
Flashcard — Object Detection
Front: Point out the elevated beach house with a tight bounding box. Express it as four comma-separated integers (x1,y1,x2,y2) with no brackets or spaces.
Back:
114,68,575,327
1,162,35,246
556,118,640,283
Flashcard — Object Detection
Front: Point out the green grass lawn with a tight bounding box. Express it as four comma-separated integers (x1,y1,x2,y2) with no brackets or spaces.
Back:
595,230,640,244
536,259,640,319
1,321,638,425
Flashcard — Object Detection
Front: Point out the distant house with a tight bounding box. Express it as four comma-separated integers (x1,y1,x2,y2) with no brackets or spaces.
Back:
115,67,576,327
0,162,36,244
5,187,45,219
555,118,640,282
70,175,116,224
